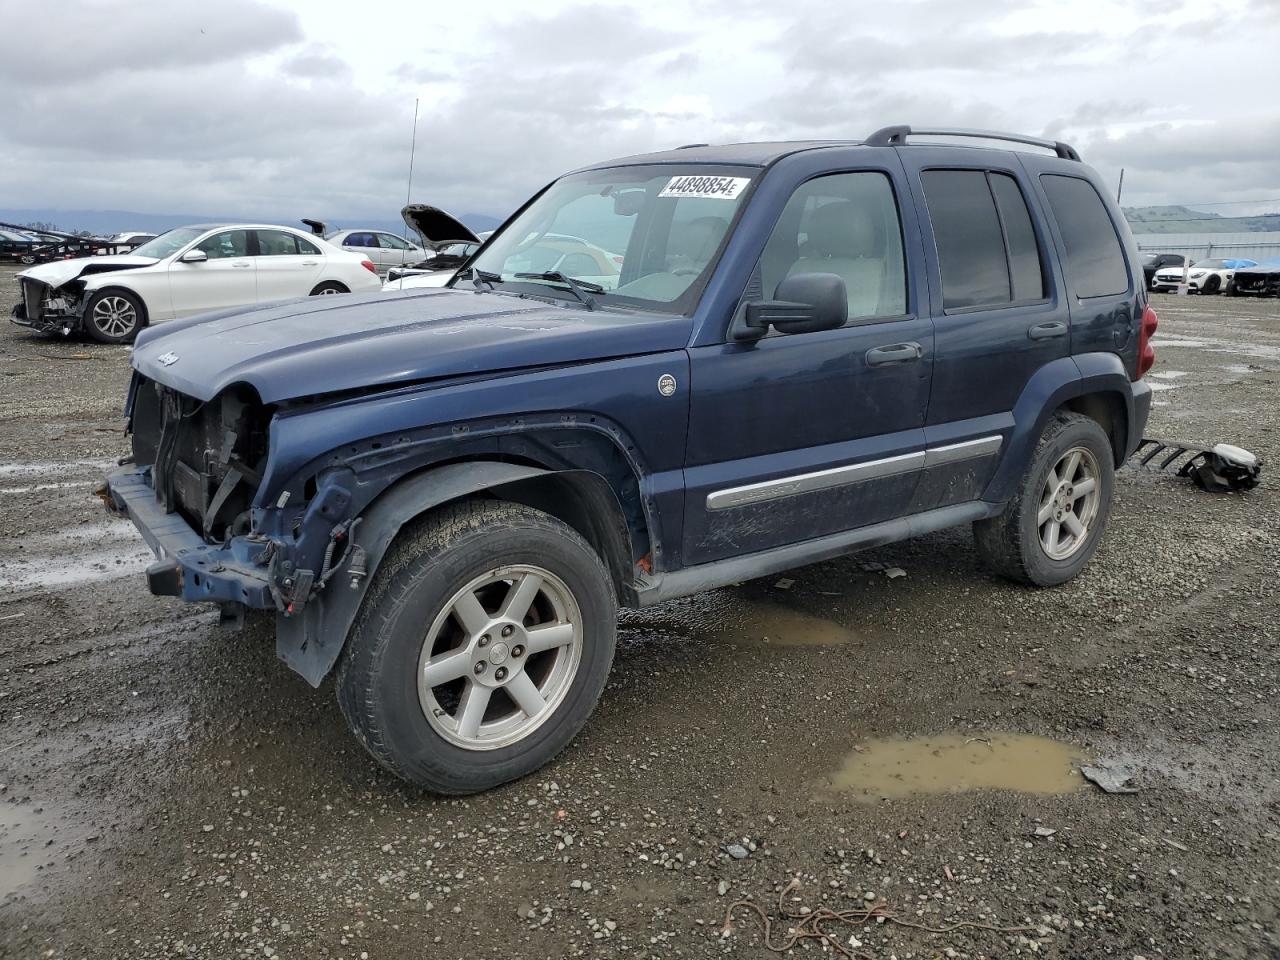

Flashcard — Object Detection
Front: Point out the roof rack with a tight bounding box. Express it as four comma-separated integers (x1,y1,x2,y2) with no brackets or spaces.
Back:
865,125,1081,162
675,142,710,150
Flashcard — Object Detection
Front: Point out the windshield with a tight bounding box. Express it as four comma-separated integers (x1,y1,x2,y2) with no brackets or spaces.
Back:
466,164,756,312
131,227,207,260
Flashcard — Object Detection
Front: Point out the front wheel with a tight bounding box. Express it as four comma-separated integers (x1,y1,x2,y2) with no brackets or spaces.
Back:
84,289,144,343
974,412,1115,586
336,499,616,794
1201,275,1221,295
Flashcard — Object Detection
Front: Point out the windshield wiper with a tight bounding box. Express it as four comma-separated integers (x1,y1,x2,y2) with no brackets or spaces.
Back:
467,267,503,291
514,271,604,310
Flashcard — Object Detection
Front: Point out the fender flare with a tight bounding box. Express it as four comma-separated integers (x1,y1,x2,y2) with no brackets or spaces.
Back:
275,460,547,687
981,353,1138,503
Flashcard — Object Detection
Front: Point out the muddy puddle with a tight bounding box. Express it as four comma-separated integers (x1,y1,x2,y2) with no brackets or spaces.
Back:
826,733,1088,801
0,800,91,902
721,603,855,647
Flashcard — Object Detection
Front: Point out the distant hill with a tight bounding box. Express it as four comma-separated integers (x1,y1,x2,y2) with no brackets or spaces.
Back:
1123,205,1280,234
0,208,504,238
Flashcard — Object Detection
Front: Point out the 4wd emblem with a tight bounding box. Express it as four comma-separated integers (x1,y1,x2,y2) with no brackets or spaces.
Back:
657,374,677,397
157,352,179,366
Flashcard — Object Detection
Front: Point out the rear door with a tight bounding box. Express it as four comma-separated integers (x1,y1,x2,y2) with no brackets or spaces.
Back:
682,163,934,566
898,150,1069,511
253,229,326,302
168,229,256,317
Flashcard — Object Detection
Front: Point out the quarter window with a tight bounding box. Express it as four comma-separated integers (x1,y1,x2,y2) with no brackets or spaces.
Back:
195,230,249,260
1040,175,1129,298
759,171,907,321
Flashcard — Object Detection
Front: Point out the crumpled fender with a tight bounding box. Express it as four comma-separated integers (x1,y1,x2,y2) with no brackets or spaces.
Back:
275,460,547,687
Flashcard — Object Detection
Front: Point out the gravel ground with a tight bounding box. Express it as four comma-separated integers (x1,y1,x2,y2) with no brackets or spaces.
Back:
1,263,1278,959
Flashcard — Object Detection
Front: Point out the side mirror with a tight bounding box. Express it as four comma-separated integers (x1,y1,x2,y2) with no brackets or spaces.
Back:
737,273,848,340
179,249,208,264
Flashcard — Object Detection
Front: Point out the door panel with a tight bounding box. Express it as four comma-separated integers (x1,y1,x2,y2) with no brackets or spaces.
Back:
681,165,933,567
254,230,326,301
898,150,1071,511
168,229,255,317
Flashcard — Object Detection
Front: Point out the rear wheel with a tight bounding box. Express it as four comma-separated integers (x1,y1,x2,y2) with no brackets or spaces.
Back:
336,499,616,794
309,280,349,296
974,412,1114,586
84,289,143,344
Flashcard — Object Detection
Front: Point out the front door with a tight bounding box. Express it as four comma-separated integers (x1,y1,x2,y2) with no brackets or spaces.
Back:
168,229,256,317
681,167,934,566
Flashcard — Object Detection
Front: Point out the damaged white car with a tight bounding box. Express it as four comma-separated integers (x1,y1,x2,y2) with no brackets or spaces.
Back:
11,224,383,344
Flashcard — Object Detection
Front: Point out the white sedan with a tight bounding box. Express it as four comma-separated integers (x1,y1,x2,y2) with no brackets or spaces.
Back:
11,224,383,343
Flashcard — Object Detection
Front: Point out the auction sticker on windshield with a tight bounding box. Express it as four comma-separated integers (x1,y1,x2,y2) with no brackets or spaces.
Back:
658,175,751,200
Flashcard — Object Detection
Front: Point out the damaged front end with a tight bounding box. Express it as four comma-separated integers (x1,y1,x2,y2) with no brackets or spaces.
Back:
11,276,84,337
104,377,362,627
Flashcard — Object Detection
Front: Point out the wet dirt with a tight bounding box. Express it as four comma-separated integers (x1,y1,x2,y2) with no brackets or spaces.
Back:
1,269,1279,959
826,733,1087,800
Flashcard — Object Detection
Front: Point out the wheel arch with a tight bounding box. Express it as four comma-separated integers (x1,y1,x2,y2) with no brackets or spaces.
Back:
276,458,642,688
83,283,151,329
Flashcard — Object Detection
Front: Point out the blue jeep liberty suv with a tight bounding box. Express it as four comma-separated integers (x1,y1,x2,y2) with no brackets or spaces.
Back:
105,126,1157,793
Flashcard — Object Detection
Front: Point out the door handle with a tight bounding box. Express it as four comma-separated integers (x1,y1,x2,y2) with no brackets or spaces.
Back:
301,260,319,266
865,342,923,367
232,261,251,268
1028,321,1067,340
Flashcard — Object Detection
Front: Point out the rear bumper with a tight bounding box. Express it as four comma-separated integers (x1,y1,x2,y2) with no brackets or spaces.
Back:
105,465,276,608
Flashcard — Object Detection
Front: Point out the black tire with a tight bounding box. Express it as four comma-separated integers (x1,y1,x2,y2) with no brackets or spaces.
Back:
309,280,349,296
973,412,1115,587
1201,275,1221,295
336,499,616,794
19,254,35,265
83,288,144,344
1225,280,1238,296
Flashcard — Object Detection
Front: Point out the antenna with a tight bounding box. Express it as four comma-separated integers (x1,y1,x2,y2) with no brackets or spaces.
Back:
404,97,420,246
1116,167,1125,204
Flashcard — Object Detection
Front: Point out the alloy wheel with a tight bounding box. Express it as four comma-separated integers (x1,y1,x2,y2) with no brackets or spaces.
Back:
1037,445,1101,560
91,296,138,338
417,565,582,751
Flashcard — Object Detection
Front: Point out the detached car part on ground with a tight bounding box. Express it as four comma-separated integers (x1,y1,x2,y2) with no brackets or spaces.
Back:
1150,257,1257,295
104,125,1155,794
11,224,382,343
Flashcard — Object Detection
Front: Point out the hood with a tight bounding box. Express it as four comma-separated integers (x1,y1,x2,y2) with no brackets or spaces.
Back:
131,289,691,404
19,254,158,288
401,205,479,247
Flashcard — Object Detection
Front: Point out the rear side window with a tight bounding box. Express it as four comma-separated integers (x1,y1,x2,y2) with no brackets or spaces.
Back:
921,170,1009,308
921,170,1046,309
1040,175,1129,298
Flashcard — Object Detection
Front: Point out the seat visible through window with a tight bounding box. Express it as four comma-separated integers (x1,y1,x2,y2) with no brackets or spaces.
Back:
760,172,907,321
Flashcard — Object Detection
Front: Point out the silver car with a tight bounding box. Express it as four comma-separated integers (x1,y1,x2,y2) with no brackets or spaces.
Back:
323,229,426,271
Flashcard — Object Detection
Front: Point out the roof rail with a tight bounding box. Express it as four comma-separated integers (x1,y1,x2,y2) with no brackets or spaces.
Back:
865,125,1081,162
675,142,710,150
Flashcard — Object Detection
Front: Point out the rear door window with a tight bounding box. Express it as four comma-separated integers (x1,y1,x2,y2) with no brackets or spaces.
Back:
989,173,1045,302
921,170,1011,308
1040,175,1129,298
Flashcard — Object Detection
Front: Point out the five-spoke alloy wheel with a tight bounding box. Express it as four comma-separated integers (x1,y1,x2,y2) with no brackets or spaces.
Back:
974,412,1115,586
336,499,616,794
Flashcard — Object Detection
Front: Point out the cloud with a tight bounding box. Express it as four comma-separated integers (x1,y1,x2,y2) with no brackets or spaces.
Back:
0,0,1275,225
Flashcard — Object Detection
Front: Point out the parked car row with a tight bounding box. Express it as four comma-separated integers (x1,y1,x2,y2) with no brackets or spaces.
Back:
12,224,383,342
1141,252,1280,296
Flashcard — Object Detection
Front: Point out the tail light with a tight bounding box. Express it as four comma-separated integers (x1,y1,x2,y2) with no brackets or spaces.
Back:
360,259,377,275
1136,303,1159,379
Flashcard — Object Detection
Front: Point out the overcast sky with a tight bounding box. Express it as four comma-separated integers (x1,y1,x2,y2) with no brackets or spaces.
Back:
1,0,1278,225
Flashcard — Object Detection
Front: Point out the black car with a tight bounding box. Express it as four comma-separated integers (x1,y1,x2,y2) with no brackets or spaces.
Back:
1140,252,1185,290
1230,257,1280,297
0,228,51,264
